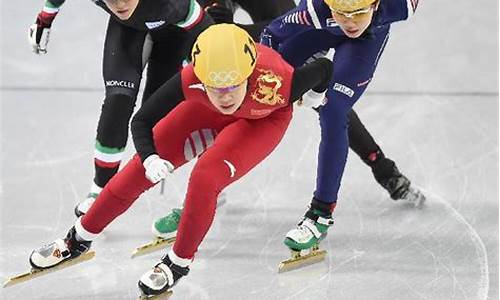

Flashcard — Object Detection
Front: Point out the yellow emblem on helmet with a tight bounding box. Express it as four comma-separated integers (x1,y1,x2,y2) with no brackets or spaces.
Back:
324,0,377,12
251,69,285,106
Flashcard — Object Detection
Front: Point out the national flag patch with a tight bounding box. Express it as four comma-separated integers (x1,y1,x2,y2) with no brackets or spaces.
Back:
283,10,311,26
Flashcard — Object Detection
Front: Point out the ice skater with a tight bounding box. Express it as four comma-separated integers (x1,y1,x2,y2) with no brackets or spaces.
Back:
258,0,426,270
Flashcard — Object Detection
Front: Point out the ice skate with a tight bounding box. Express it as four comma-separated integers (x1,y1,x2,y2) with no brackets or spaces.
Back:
152,208,183,240
137,252,190,299
372,157,426,208
4,227,94,288
132,193,227,258
131,208,180,258
74,192,99,217
279,204,334,273
132,236,177,259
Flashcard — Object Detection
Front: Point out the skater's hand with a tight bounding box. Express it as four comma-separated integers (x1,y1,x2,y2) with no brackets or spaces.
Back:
143,154,174,184
29,11,57,54
205,3,233,24
298,89,327,109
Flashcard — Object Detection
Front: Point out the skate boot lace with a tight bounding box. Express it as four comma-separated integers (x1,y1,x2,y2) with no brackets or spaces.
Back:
298,216,333,239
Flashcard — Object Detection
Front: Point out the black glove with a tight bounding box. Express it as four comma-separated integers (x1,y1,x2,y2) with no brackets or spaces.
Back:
205,4,234,24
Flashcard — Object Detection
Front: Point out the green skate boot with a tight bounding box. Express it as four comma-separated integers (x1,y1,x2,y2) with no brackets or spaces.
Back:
131,208,181,258
151,192,228,239
152,208,183,239
132,193,227,258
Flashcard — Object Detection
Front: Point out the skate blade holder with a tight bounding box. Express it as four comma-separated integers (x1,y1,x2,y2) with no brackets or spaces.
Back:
3,251,96,288
138,289,173,300
131,237,176,259
278,246,327,273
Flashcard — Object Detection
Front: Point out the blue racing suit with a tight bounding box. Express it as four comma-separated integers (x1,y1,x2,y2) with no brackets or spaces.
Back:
261,0,419,204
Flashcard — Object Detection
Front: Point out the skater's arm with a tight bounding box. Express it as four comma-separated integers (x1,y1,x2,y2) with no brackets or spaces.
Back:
289,57,333,103
46,0,65,7
131,73,184,162
40,0,66,15
235,0,297,41
259,0,311,50
29,0,66,54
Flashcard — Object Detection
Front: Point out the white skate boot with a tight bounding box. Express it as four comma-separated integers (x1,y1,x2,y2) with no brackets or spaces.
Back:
279,200,334,272
138,252,190,298
30,226,92,269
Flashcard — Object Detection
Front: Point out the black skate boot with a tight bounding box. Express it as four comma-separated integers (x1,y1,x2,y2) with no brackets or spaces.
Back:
369,152,426,207
138,252,190,297
29,226,92,269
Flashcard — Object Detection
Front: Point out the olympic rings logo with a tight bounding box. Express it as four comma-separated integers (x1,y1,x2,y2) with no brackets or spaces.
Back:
208,70,240,86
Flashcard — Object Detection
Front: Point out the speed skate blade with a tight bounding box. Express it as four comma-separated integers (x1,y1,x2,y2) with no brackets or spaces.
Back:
138,290,173,299
3,251,96,288
131,237,176,259
278,249,327,273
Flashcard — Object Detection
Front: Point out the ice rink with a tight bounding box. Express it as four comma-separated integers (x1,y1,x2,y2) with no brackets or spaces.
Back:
1,1,498,300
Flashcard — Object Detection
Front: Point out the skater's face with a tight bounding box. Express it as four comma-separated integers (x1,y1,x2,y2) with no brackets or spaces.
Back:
330,1,378,38
104,0,139,20
205,80,248,115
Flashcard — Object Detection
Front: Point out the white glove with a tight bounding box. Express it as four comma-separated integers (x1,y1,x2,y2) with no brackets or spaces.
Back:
143,154,174,184
298,89,327,109
29,24,51,54
29,12,56,54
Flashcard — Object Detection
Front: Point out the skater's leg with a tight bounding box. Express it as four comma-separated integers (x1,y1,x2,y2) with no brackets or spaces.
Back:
348,109,425,204
139,105,293,296
76,18,150,216
140,28,187,104
173,107,292,259
284,29,391,252
78,101,227,237
29,87,225,274
347,109,381,162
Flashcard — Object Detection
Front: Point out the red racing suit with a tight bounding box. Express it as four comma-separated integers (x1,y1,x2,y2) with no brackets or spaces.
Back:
80,45,296,259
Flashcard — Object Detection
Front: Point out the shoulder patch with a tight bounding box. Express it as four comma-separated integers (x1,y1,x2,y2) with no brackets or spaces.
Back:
251,69,285,106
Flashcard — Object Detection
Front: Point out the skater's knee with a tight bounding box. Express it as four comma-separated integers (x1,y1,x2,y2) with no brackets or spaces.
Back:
100,93,136,123
188,164,223,208
319,119,349,139
190,165,221,195
105,186,137,210
319,107,349,133
97,93,136,145
106,156,150,201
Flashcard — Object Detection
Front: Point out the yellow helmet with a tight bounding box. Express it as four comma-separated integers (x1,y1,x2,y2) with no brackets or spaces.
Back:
191,24,257,88
324,0,376,12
